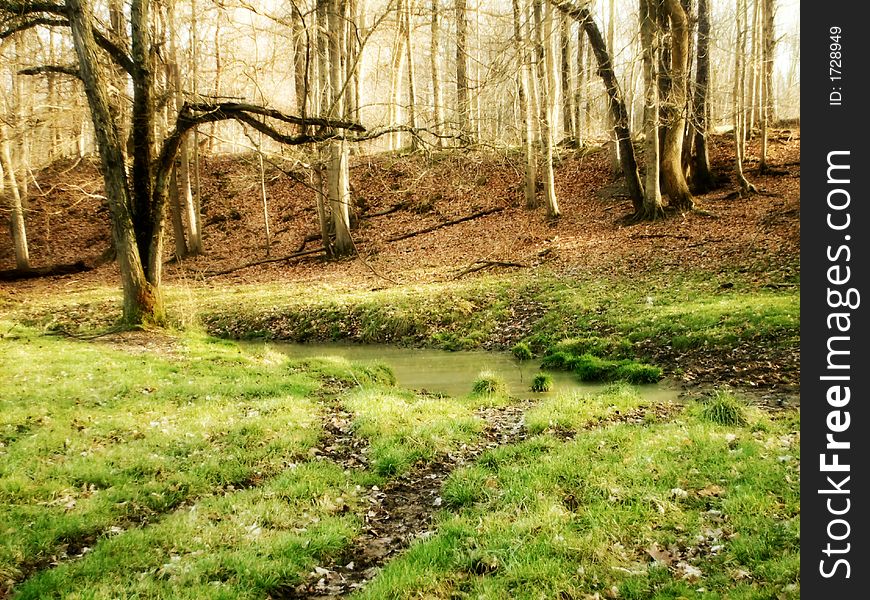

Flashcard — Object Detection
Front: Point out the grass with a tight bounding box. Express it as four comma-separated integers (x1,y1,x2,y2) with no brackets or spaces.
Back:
0,327,383,595
525,383,660,434
0,266,800,597
511,342,533,361
356,387,800,600
470,371,508,397
530,373,553,392
542,352,664,384
697,389,750,426
342,387,482,476
4,270,800,387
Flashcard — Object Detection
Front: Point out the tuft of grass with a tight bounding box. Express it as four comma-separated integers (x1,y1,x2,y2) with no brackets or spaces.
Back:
471,371,508,397
530,373,553,392
511,342,533,361
543,351,663,384
699,389,749,426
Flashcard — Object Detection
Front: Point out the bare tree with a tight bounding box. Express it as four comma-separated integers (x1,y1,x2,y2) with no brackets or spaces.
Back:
1,123,29,269
430,0,446,146
638,0,663,219
455,0,471,140
659,0,693,210
733,0,757,195
759,0,774,172
690,0,715,191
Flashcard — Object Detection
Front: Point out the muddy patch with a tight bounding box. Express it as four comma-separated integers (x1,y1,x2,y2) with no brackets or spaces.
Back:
276,402,532,598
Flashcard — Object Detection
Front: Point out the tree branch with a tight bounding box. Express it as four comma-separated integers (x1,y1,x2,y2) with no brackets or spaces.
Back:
0,9,134,74
19,64,80,78
184,102,366,133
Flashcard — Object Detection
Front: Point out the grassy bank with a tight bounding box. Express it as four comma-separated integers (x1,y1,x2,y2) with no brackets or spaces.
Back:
5,268,800,389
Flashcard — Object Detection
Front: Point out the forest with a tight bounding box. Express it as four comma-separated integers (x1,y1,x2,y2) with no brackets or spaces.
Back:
0,0,800,598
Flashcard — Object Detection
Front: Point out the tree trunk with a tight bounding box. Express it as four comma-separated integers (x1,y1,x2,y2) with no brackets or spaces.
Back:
328,0,354,256
574,23,585,144
187,0,204,254
292,5,308,121
404,0,419,151
430,0,446,146
759,0,775,172
66,0,163,324
551,1,644,212
606,0,620,175
638,0,663,219
659,0,694,210
513,0,538,209
388,4,407,149
455,0,471,140
536,1,560,217
733,0,756,194
560,14,573,139
691,0,715,191
1,124,30,269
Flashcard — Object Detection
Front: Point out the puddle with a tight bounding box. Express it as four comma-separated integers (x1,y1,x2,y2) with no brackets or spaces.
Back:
260,342,680,402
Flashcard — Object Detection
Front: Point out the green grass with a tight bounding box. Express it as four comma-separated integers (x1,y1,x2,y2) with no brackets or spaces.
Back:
356,387,800,599
470,371,508,398
342,387,482,476
5,271,799,383
542,351,663,384
525,383,661,434
530,373,553,392
511,342,533,361
0,327,384,594
0,267,800,597
697,389,750,426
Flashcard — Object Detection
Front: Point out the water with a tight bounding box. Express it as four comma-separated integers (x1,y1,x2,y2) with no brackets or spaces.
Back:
262,342,680,402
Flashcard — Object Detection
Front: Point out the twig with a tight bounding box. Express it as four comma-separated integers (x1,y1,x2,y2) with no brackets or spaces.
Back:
386,207,505,242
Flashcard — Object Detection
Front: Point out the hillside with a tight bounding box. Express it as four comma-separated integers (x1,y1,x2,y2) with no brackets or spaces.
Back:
1,130,800,287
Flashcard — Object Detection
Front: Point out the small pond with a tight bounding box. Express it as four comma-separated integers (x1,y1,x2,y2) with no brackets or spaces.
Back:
260,342,681,403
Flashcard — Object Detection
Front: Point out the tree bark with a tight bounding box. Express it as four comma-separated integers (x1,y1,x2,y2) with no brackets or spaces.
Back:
66,0,162,324
534,0,559,217
1,124,30,269
659,0,694,209
759,0,775,172
560,14,573,138
403,0,419,151
512,0,538,209
733,0,756,194
430,0,446,146
455,0,471,140
328,0,354,256
690,0,715,191
638,0,663,219
551,0,644,212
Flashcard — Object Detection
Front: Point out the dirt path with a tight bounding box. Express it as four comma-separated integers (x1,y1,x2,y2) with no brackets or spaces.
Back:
277,401,533,598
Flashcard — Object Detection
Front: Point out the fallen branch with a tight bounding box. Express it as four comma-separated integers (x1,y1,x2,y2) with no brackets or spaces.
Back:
0,261,91,281
205,247,326,276
387,207,505,243
453,260,527,279
629,233,690,240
